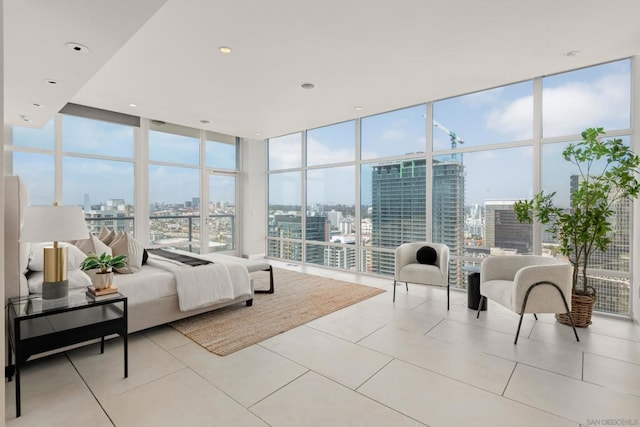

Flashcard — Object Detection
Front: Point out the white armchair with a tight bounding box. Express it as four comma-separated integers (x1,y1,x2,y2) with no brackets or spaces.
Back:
394,242,449,309
477,255,580,344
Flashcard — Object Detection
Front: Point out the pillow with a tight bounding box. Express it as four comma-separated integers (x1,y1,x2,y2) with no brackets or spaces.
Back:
109,232,144,274
27,270,92,294
98,225,116,246
416,245,438,265
28,242,87,271
74,234,113,257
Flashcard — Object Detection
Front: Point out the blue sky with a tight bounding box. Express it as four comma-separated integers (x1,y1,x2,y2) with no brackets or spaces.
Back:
13,59,631,210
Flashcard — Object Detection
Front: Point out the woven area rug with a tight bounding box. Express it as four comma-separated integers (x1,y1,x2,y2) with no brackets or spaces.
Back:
170,267,385,356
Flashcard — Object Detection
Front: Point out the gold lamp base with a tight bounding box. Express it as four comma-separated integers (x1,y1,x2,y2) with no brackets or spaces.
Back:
43,245,69,300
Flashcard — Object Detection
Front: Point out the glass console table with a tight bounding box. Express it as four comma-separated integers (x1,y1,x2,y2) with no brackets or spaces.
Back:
7,292,128,417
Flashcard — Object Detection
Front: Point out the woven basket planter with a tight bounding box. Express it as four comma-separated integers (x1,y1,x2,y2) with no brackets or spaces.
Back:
557,291,596,328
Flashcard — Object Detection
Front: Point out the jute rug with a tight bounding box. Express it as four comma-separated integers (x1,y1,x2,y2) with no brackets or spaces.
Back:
170,267,385,356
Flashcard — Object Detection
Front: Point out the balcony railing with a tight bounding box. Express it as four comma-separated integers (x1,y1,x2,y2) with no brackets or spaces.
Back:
84,214,235,253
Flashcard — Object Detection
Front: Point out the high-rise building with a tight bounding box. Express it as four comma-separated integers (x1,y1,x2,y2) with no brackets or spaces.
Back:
370,159,427,275
432,158,465,287
569,174,632,314
268,215,328,263
368,158,465,281
484,200,532,254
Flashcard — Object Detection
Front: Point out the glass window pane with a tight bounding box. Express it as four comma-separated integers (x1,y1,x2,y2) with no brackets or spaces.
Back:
268,171,302,238
436,147,533,288
306,121,355,166
206,139,237,170
269,133,301,170
306,243,356,270
543,59,631,137
63,157,135,235
149,165,200,251
12,152,55,205
306,166,355,242
433,81,533,151
361,105,426,160
12,120,54,150
268,239,302,262
149,127,200,165
63,115,134,158
208,175,236,252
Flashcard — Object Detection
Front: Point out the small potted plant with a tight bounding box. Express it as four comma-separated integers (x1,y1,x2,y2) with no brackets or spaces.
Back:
80,252,128,289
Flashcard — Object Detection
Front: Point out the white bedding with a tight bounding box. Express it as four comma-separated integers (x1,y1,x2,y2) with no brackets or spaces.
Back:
113,264,176,305
147,254,251,311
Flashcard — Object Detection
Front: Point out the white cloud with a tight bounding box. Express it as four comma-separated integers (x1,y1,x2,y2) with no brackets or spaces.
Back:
485,71,629,139
306,136,354,165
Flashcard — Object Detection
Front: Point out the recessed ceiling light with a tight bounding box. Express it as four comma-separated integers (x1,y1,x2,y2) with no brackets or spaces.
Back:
219,46,232,54
44,79,60,85
301,83,315,90
564,50,579,58
32,103,44,108
200,119,211,124
354,106,364,111
129,103,137,108
255,132,261,136
66,42,90,53
19,115,30,122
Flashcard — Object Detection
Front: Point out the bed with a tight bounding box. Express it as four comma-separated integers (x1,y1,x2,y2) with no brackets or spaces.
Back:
3,175,255,334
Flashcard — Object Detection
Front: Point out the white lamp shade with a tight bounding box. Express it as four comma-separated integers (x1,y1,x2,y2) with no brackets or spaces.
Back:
20,205,89,242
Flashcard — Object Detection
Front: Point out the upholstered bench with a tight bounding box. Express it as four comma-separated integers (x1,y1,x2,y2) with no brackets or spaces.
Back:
206,254,274,293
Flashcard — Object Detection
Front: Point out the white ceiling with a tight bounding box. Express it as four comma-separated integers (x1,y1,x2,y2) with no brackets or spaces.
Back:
5,0,640,140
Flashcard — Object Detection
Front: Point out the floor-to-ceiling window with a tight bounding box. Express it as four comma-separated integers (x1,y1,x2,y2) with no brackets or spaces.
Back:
266,57,634,316
7,111,241,255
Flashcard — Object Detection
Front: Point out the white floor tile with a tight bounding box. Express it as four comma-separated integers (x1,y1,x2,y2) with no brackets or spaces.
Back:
260,325,392,389
307,307,387,342
583,352,640,397
529,320,640,365
170,341,308,406
6,382,113,427
359,359,576,427
67,333,185,399
427,318,584,379
143,324,194,350
505,363,640,425
102,368,267,427
360,325,515,394
252,371,424,426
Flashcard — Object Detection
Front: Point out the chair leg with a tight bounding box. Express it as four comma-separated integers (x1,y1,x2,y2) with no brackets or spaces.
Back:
533,313,538,320
393,280,397,302
447,283,450,311
476,296,485,319
405,282,408,292
514,311,526,345
516,281,580,344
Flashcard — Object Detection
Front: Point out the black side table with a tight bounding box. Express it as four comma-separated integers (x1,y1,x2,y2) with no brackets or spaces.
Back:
467,272,487,311
7,292,128,417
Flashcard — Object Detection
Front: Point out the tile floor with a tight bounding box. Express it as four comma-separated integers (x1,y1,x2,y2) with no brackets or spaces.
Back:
5,261,640,426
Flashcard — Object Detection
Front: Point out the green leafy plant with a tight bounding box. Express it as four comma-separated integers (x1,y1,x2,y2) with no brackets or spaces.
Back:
79,252,128,274
514,127,640,295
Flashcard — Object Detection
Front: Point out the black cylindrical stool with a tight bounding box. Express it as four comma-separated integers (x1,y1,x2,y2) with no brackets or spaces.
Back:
467,272,487,311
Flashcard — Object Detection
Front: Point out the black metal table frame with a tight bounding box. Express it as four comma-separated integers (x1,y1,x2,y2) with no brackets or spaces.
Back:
7,294,128,417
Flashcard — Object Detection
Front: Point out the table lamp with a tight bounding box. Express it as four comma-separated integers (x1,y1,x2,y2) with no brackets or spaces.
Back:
20,204,89,299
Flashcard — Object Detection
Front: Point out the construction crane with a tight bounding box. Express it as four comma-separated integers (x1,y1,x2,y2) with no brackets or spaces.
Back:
433,120,465,152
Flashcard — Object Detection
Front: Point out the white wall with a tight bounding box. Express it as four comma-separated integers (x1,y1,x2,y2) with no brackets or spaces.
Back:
240,137,267,258
1,0,6,422
633,56,640,332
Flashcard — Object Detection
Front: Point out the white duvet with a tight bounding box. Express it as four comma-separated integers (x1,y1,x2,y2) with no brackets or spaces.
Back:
147,254,251,311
